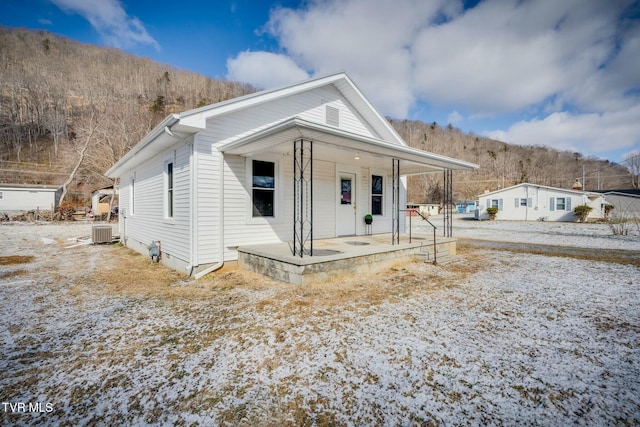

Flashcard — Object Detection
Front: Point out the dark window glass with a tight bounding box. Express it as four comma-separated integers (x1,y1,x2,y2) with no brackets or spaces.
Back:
341,178,352,204
372,175,383,215
167,162,174,217
253,161,275,188
372,195,382,215
252,189,274,217
253,160,275,217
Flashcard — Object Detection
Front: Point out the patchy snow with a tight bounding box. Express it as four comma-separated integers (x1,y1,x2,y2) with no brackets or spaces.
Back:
415,214,640,250
1,220,639,426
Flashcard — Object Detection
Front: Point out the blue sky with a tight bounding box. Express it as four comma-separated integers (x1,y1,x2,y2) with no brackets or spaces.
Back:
1,0,639,164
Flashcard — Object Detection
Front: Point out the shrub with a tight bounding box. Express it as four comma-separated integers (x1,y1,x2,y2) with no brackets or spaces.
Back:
604,204,614,219
486,207,498,220
573,205,593,223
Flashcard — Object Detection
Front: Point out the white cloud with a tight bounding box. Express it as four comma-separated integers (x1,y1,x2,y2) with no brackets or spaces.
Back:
226,51,309,89
447,110,463,125
50,0,159,50
412,0,631,115
485,104,640,155
263,0,461,117
226,0,638,159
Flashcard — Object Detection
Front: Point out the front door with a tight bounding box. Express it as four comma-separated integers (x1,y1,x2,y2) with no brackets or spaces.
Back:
337,173,356,236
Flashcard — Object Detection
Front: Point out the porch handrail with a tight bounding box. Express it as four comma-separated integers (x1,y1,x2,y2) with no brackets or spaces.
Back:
405,208,438,264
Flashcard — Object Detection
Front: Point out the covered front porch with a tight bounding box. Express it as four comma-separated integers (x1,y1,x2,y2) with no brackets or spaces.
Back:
221,117,477,245
237,231,457,285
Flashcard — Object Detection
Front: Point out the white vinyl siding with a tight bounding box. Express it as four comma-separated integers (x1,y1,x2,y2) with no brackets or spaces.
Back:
120,143,191,263
204,85,378,149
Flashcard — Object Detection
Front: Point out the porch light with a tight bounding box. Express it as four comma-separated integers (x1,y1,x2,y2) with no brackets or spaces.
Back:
354,156,360,160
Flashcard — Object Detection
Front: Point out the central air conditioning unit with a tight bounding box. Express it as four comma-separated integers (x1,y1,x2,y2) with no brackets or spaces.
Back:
92,225,112,244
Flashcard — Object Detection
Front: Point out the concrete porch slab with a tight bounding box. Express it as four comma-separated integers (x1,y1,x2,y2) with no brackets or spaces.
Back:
237,233,456,285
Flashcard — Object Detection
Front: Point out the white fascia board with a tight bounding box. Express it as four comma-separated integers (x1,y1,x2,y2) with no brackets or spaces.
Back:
220,117,478,171
335,75,407,146
478,183,600,198
105,114,180,177
178,72,350,125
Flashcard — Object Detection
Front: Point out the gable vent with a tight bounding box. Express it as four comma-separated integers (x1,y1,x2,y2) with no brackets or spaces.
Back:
326,105,340,127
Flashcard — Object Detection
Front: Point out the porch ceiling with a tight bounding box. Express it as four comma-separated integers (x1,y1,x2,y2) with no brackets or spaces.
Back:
219,117,478,175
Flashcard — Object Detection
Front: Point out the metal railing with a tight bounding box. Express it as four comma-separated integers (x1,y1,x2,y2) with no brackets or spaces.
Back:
403,208,438,264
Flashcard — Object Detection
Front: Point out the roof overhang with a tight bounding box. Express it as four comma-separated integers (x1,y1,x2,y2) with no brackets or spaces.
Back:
106,115,183,178
220,117,478,174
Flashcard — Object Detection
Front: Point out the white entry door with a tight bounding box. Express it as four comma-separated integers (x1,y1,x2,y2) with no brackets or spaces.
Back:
337,173,356,236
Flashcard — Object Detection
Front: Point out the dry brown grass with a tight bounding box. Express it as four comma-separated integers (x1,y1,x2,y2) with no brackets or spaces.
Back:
84,242,490,324
0,269,28,280
0,255,35,265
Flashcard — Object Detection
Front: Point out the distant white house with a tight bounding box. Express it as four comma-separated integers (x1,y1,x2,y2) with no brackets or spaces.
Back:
475,183,607,222
106,72,477,277
0,184,61,214
601,191,640,220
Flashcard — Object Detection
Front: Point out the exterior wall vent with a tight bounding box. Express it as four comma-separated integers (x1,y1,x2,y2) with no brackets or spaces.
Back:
326,105,339,127
92,225,113,244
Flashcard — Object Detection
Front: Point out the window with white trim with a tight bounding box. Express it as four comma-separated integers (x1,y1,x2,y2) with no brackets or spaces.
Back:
252,160,275,217
371,175,383,215
549,197,572,211
515,197,532,207
165,161,174,218
130,174,135,215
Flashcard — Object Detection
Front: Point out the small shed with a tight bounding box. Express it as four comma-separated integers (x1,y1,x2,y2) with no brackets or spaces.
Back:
0,184,62,214
91,186,118,217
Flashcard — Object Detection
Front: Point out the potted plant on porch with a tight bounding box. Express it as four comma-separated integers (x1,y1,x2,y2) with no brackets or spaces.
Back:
364,214,373,224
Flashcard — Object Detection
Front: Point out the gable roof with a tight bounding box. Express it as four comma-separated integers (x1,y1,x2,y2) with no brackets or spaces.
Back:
177,71,405,143
479,183,602,198
107,71,478,177
107,72,409,177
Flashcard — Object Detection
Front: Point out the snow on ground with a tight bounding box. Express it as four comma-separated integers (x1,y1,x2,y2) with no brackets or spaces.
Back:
415,214,640,250
1,220,639,426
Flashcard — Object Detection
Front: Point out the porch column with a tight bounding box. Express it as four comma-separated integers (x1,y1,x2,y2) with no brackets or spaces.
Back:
293,138,313,257
443,168,453,237
391,158,400,245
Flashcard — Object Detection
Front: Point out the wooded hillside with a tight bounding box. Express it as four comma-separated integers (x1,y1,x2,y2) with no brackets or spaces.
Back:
0,27,633,206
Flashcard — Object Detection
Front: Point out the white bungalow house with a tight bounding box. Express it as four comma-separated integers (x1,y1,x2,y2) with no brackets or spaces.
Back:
0,183,62,215
475,183,607,221
106,72,477,277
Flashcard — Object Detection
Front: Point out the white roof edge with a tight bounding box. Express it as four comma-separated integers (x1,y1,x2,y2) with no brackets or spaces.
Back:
337,73,407,146
176,71,406,144
178,71,349,121
105,114,180,177
478,182,603,198
220,117,479,171
0,183,61,190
